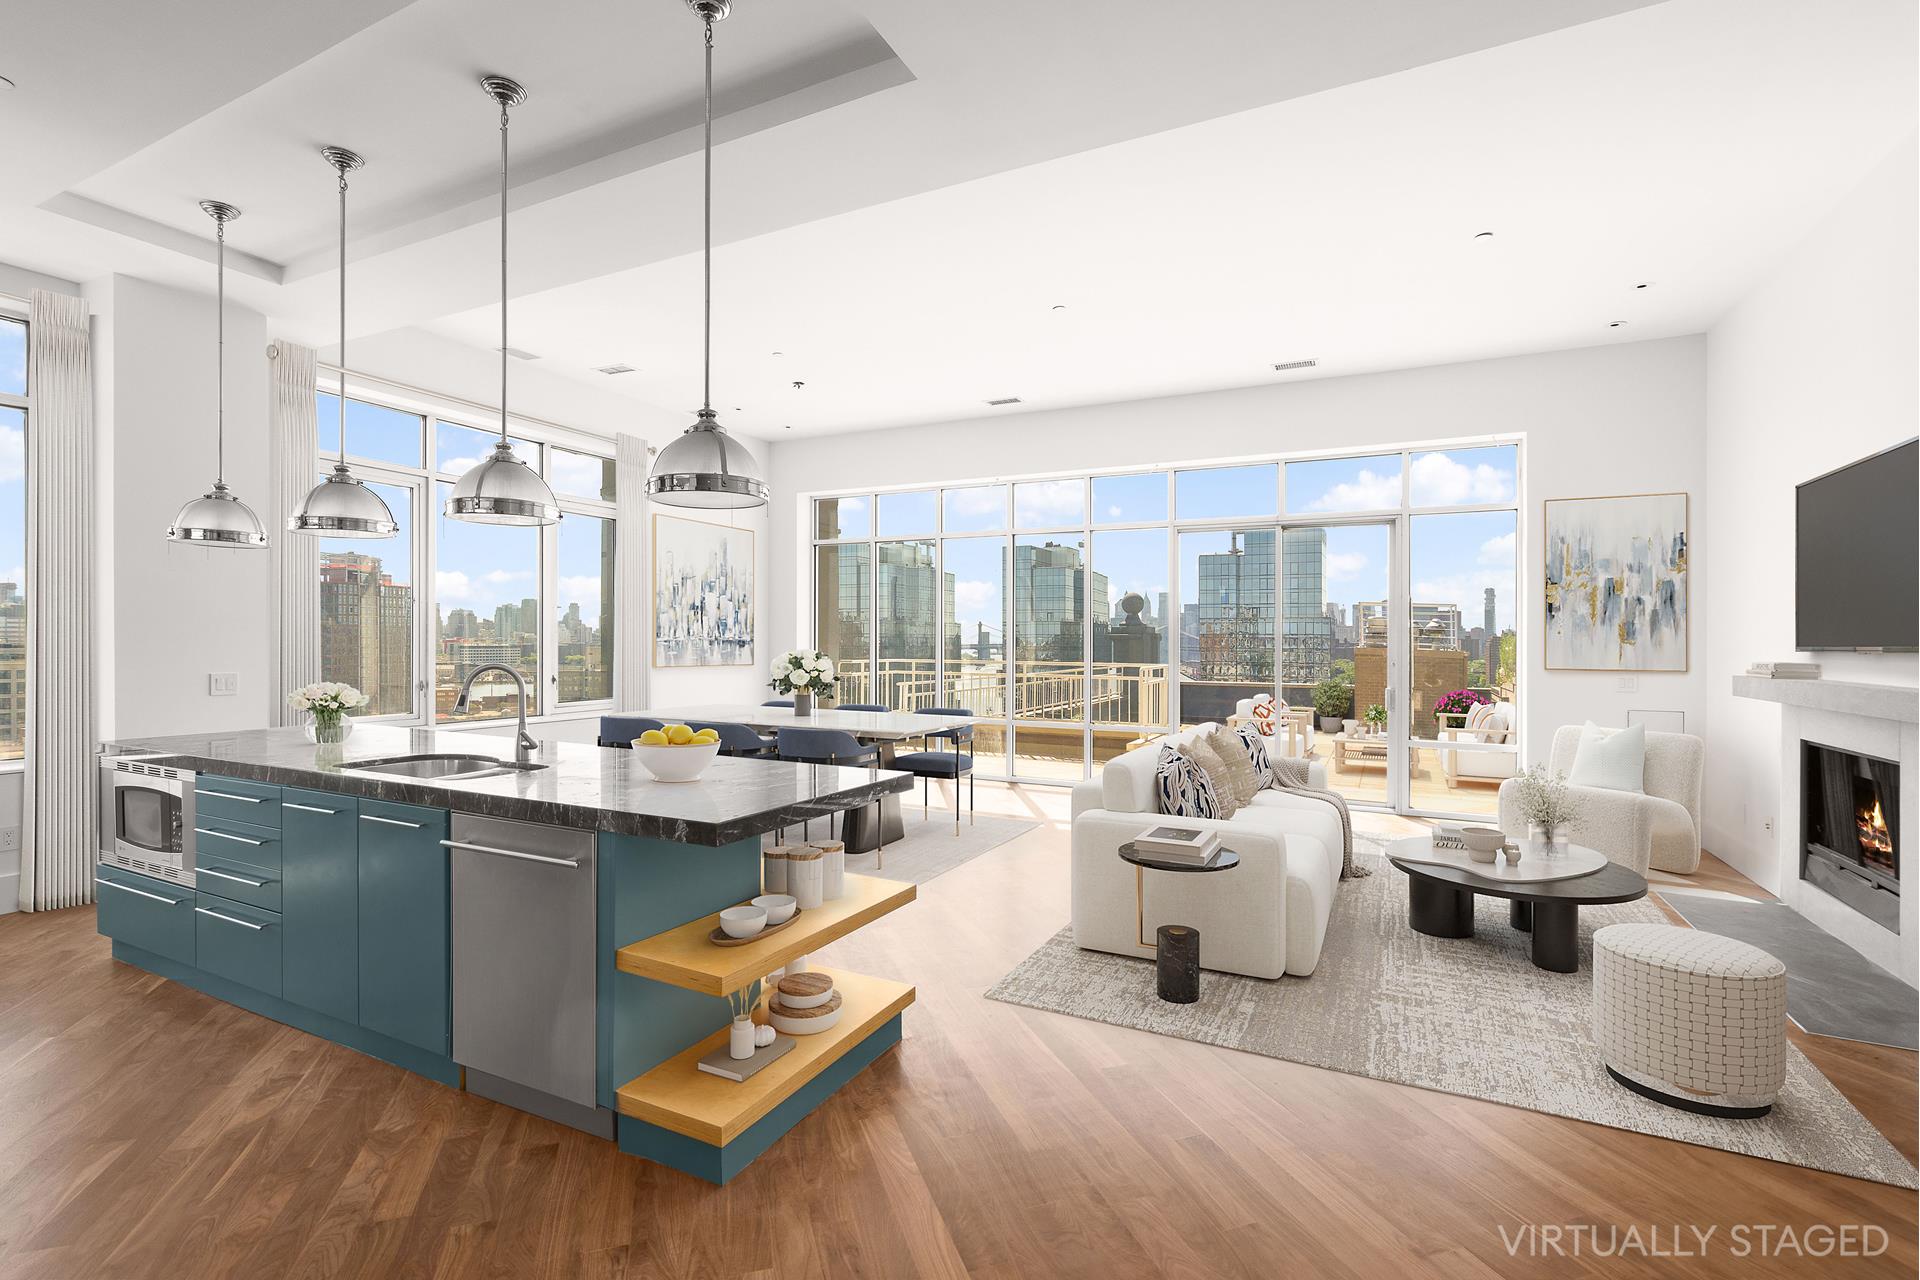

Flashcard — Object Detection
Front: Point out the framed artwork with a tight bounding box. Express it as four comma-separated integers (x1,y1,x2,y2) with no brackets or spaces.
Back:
652,514,755,668
1543,492,1688,672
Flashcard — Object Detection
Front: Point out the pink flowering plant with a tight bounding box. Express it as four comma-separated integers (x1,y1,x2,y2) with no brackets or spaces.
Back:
1434,688,1491,718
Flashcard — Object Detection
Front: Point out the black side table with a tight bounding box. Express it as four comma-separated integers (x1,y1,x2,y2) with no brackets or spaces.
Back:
1117,842,1241,1003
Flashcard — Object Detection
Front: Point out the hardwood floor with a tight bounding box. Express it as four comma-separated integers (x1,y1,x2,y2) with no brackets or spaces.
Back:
1,785,1912,1279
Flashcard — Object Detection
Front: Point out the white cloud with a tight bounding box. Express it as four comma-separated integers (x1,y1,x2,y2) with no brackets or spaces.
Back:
558,574,602,605
436,569,473,601
1106,505,1124,519
1478,531,1516,566
440,455,483,477
1409,452,1514,506
1307,466,1401,512
550,450,607,496
0,422,22,484
947,486,1006,519
483,568,532,585
954,578,999,618
1412,572,1514,632
1324,551,1370,582
1015,480,1084,524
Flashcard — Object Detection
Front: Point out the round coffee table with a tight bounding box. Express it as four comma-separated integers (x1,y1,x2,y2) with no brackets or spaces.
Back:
1386,836,1647,973
1117,842,1241,1002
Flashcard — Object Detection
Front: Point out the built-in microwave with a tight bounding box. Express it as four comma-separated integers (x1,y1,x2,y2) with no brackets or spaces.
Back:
98,756,197,888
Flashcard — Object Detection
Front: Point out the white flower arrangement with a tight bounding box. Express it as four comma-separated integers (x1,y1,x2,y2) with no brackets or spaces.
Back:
769,649,838,696
1511,764,1581,832
288,681,370,721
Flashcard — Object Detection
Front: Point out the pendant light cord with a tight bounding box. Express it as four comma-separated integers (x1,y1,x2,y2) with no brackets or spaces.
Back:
338,165,349,468
499,99,511,447
216,216,226,486
702,17,714,416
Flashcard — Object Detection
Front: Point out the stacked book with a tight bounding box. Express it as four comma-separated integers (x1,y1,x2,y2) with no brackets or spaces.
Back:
1134,825,1222,864
1747,662,1821,680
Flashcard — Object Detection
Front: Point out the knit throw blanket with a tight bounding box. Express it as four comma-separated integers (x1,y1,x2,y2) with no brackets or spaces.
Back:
1271,756,1369,879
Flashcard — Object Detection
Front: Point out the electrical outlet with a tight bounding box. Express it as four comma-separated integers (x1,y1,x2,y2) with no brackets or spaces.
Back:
0,828,16,850
1613,675,1639,693
209,672,238,696
1763,817,1774,834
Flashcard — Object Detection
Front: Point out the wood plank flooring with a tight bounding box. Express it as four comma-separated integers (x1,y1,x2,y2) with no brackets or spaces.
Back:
0,784,1912,1279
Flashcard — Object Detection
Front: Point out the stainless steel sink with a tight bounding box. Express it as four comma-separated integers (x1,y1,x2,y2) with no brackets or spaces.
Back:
347,754,547,781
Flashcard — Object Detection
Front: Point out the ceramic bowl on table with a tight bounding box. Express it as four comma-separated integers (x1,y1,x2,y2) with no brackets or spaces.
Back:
1461,826,1506,864
718,905,767,939
631,740,721,782
751,894,797,925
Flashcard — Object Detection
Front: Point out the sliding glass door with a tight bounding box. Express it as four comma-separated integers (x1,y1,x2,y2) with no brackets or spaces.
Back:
1278,522,1397,807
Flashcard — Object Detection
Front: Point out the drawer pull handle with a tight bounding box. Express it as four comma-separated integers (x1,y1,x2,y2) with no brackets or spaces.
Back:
282,802,338,814
361,814,424,829
199,790,265,803
195,906,268,931
198,866,270,889
95,876,186,906
440,839,580,869
195,827,266,847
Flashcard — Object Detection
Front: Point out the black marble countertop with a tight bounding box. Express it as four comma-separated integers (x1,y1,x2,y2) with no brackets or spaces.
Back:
101,725,913,847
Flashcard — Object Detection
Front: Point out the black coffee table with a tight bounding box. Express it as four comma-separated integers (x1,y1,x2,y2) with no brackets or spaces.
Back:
1118,842,1241,1002
1386,839,1647,973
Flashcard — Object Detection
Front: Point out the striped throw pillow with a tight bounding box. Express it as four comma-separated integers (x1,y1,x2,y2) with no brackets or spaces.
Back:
1233,723,1274,789
1154,745,1221,820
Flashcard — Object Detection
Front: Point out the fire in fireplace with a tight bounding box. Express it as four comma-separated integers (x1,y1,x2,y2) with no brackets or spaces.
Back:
1802,741,1899,933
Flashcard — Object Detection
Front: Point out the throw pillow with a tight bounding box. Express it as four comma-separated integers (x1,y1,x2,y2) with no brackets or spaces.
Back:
1208,727,1261,805
1183,734,1241,818
1566,721,1647,793
1233,723,1274,789
1154,746,1221,820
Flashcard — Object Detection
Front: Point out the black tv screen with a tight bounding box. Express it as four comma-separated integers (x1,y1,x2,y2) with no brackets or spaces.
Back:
1796,438,1919,651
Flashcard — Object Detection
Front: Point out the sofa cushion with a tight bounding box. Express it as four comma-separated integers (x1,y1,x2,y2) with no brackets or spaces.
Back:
1183,734,1241,817
1205,728,1261,806
1233,723,1274,789
1568,721,1647,793
1154,745,1222,819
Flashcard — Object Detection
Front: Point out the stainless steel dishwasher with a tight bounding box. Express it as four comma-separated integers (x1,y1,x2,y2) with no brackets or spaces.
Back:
447,814,609,1136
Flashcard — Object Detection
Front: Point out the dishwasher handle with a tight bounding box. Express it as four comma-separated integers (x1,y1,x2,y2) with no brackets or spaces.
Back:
440,838,581,869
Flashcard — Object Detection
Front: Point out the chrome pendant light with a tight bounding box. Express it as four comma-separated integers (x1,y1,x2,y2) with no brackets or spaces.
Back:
290,147,398,537
169,200,269,548
645,0,768,509
445,75,561,526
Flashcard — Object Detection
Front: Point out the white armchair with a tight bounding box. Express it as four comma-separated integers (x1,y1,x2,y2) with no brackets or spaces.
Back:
1232,696,1314,756
1440,699,1517,787
1498,726,1705,876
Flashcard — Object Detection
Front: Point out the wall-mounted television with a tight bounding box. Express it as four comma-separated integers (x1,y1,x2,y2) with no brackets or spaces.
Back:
1795,438,1918,652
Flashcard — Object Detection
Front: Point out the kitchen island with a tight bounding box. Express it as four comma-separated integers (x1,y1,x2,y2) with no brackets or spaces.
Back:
96,725,917,1185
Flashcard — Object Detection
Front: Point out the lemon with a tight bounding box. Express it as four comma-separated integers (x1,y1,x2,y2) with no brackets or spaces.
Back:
666,724,696,745
694,728,720,743
638,728,669,746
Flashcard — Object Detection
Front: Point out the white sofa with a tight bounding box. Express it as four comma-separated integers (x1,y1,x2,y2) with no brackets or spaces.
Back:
1440,698,1517,787
1497,726,1705,875
1070,724,1344,978
1233,696,1314,755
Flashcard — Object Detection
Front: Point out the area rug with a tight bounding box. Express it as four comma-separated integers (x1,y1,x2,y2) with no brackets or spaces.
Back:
1660,888,1919,1050
985,838,1918,1188
768,811,1038,886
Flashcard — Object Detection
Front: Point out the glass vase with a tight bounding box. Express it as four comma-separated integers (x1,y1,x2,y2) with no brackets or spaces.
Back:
305,714,352,745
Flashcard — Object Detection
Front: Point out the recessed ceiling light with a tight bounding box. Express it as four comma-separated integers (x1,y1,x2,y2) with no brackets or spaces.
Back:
771,350,783,357
1472,231,1494,240
1609,321,1627,328
1051,304,1067,311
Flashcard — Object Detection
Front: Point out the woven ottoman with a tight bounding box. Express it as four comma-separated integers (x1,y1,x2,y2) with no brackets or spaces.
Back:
1592,924,1788,1119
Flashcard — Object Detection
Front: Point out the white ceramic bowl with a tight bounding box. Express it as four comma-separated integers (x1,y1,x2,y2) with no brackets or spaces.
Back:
1462,825,1505,863
769,1001,842,1035
751,894,797,925
718,905,767,939
774,982,835,1010
632,740,722,783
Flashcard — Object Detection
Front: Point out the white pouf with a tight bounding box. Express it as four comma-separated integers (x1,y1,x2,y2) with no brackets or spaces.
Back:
1592,923,1788,1119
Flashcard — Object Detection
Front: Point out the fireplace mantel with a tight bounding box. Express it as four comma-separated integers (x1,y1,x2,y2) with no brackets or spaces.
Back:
1732,676,1919,724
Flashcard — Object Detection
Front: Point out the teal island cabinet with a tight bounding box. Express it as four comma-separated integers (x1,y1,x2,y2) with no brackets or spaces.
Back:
97,725,915,1185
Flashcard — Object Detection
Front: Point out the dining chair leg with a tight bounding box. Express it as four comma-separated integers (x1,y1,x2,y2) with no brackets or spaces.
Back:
970,769,975,825
923,775,929,818
954,773,961,836
874,798,884,870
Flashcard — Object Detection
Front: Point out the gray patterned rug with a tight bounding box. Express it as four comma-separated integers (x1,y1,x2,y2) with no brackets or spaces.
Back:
986,840,1918,1188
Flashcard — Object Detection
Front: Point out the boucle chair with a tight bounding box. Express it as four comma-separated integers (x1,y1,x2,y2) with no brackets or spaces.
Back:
1497,726,1704,875
1592,924,1788,1118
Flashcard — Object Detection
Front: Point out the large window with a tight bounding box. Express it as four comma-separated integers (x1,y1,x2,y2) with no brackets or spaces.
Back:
0,315,28,761
312,385,618,727
810,441,1521,808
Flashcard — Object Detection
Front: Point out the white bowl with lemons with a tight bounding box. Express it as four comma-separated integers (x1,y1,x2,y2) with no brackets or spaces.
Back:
631,723,723,782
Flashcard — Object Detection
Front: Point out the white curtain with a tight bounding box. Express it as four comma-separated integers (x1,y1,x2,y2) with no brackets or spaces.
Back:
268,342,319,724
614,435,650,709
19,290,95,911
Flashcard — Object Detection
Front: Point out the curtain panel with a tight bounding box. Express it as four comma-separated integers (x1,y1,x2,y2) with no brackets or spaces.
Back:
268,342,320,724
19,290,95,911
614,435,650,709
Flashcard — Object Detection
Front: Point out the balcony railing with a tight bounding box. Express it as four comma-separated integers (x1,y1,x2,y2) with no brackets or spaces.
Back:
833,658,1169,726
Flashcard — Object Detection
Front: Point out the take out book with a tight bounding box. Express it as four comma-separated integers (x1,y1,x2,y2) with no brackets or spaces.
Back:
1134,825,1221,860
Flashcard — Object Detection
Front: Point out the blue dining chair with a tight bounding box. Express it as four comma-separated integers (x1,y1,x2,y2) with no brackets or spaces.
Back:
890,708,974,834
598,715,664,748
776,726,884,858
837,703,888,712
687,720,777,758
762,698,794,708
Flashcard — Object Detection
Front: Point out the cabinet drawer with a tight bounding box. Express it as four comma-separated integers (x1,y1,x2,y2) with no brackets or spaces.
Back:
193,894,282,998
192,815,281,870
96,864,196,965
194,850,282,913
195,776,281,828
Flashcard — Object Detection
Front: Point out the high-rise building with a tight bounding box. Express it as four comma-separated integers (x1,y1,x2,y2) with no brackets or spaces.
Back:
1353,600,1464,649
1280,530,1331,688
0,581,23,757
1483,587,1497,651
1013,540,1106,664
1194,529,1274,681
320,552,414,715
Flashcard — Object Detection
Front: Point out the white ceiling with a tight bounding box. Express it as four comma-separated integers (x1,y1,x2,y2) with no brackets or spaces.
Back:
2,0,1912,441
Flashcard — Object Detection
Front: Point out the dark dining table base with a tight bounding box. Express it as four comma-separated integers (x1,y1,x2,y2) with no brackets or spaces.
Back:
838,741,906,854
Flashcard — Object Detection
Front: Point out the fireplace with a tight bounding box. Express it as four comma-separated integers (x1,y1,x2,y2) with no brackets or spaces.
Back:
1801,741,1900,933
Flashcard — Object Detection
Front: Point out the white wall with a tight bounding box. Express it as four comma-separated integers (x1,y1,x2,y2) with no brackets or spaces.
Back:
767,337,1711,764
1700,137,1920,888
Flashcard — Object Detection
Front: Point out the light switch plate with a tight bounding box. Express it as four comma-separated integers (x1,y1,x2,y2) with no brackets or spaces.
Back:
209,672,238,696
1613,675,1639,693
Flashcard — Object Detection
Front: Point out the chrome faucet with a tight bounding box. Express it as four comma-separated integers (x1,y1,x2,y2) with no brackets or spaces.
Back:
453,663,539,765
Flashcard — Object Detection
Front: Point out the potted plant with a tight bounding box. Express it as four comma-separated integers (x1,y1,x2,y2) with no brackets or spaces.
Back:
289,681,368,744
1363,703,1387,738
770,649,837,715
1312,677,1353,733
1433,688,1490,731
1511,764,1581,853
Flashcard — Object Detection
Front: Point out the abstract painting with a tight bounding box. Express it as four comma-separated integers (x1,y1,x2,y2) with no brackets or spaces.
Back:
653,514,755,668
1544,493,1688,671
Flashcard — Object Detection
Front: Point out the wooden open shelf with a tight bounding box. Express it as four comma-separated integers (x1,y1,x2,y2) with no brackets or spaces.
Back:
615,873,916,996
614,969,915,1146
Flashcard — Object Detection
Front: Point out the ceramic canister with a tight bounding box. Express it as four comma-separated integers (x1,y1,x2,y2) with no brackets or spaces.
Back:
817,839,845,900
764,845,790,894
729,1017,755,1061
787,845,824,910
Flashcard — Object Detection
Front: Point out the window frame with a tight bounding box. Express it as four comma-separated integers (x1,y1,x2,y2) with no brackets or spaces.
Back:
0,306,28,769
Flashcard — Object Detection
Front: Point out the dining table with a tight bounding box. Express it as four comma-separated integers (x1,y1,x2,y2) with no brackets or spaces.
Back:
629,704,979,854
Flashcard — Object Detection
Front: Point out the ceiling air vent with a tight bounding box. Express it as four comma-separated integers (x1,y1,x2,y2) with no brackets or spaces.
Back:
985,396,1023,406
1271,359,1318,372
595,363,636,375
502,346,541,361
